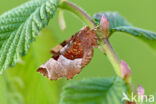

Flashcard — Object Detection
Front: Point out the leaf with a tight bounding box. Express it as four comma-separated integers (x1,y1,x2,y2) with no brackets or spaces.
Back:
111,26,156,40
0,0,59,72
0,73,24,104
60,77,127,104
93,12,156,51
93,12,131,31
0,29,61,104
112,26,156,50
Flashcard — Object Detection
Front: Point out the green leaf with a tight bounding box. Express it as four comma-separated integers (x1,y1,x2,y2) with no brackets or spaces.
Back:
93,12,131,31
112,26,156,50
60,77,127,104
93,12,156,51
111,26,156,40
0,28,61,104
0,0,59,72
0,73,24,104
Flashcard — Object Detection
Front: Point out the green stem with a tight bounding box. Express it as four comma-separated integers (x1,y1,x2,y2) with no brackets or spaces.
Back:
100,39,121,77
58,1,96,28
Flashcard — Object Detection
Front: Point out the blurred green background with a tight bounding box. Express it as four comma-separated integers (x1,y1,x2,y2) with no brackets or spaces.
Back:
0,0,156,104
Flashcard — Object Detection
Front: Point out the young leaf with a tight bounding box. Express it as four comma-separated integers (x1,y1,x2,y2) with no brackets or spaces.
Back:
93,12,131,31
0,0,59,72
61,77,127,104
93,12,156,50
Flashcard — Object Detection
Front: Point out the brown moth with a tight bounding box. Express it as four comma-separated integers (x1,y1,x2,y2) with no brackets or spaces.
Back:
37,26,97,80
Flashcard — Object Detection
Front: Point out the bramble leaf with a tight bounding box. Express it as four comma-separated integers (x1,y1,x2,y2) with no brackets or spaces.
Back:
112,26,156,50
111,26,156,40
93,12,131,31
93,12,156,50
61,77,127,104
0,0,59,72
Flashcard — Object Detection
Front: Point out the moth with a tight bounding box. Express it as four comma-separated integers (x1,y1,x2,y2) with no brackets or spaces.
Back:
37,26,97,80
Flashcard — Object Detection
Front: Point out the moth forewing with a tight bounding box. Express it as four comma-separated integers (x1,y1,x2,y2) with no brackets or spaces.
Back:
38,26,97,80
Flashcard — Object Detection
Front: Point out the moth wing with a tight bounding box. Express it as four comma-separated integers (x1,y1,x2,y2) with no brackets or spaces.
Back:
51,37,72,54
37,55,82,80
81,49,94,68
38,26,96,80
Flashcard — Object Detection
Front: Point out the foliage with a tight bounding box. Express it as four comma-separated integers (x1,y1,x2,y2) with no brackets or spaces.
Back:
0,29,62,104
93,12,156,50
61,77,126,104
0,0,156,104
93,12,132,31
0,0,59,72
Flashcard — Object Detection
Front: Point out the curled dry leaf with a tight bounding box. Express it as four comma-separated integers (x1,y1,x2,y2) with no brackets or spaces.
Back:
37,26,97,80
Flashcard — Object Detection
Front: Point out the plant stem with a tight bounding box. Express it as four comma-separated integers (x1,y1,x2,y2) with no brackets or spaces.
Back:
100,39,121,77
58,1,96,28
